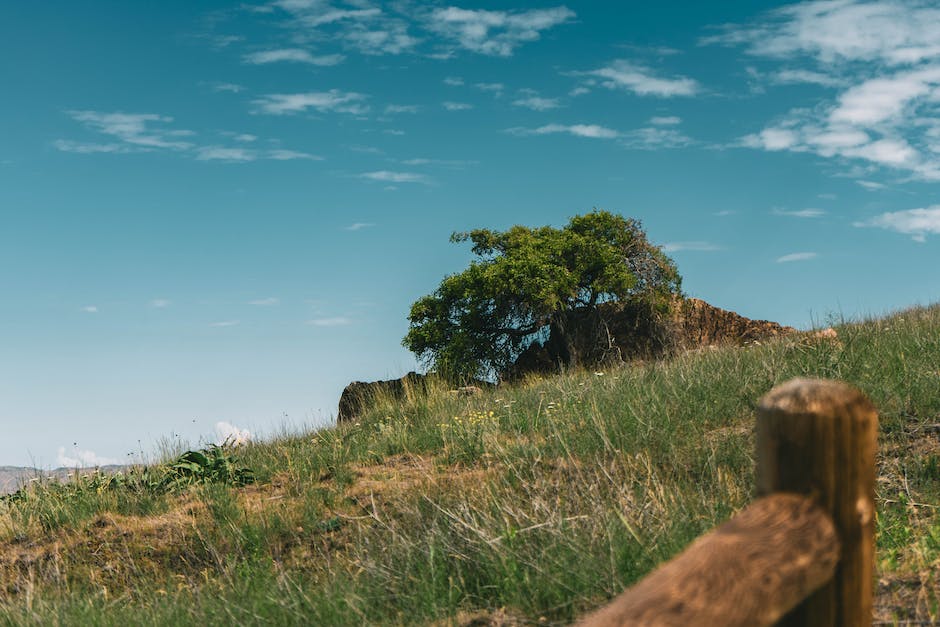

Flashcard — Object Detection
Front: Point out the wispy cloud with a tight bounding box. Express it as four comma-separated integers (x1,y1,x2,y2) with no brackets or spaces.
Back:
443,101,473,111
306,317,352,327
385,104,420,114
63,111,194,151
209,320,240,327
649,116,681,125
81,305,98,313
427,6,575,57
57,446,120,468
359,170,429,184
252,90,369,115
267,149,322,160
266,1,418,56
474,82,504,93
585,60,699,97
247,297,280,306
620,127,692,150
344,222,376,231
508,123,619,139
196,146,256,162
443,76,464,86
772,69,845,88
194,146,322,162
857,180,886,191
661,241,722,252
150,299,171,308
399,157,478,169
512,96,561,111
772,208,826,218
713,1,940,181
776,252,818,263
703,0,940,66
243,48,345,66
855,205,940,242
54,140,129,154
206,82,245,93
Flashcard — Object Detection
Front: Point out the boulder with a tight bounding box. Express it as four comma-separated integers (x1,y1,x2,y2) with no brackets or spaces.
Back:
336,371,429,424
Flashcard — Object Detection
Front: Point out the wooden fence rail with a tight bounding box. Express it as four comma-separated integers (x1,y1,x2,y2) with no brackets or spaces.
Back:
577,378,878,627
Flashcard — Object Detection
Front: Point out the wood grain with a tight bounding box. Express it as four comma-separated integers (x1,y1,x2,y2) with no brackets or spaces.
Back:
757,378,878,626
576,493,839,627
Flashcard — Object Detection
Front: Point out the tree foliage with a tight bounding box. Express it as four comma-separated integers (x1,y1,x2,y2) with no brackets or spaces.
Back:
403,210,682,381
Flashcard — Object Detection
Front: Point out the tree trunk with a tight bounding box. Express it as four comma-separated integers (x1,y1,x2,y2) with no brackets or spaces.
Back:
548,310,580,371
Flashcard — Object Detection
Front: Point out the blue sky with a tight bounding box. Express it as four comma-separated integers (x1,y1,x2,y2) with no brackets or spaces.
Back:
2,0,940,467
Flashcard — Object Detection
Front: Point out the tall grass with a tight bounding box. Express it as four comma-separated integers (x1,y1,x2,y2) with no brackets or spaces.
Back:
0,306,938,624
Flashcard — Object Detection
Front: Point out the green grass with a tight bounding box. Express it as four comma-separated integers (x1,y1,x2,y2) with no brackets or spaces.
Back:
1,306,939,625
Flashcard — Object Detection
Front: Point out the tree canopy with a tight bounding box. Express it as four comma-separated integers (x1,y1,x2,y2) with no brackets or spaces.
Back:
403,210,682,381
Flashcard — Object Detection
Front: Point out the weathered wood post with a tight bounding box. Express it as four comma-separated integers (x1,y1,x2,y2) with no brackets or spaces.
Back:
757,378,878,626
576,377,878,626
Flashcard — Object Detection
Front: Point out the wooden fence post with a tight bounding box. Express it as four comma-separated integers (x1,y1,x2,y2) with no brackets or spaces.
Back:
757,378,878,626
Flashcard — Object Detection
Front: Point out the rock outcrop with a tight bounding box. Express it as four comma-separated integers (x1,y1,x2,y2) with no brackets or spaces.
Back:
337,371,429,424
337,298,796,420
505,297,796,380
674,298,796,348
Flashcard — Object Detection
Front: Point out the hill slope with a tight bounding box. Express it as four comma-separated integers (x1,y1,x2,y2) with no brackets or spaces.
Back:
1,306,938,625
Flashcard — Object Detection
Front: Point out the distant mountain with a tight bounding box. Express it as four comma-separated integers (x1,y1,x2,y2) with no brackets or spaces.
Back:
0,465,127,495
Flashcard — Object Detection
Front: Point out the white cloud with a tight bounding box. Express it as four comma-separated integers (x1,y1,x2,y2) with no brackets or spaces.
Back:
620,127,692,149
269,2,417,56
649,116,681,125
248,297,280,306
772,208,826,218
57,446,120,468
586,60,699,97
443,76,464,86
704,0,940,66
66,111,194,150
661,241,722,252
267,149,322,160
475,82,504,93
359,170,429,183
443,101,473,111
150,299,171,308
712,3,940,181
856,205,940,240
215,421,251,446
741,127,801,151
512,96,561,111
569,86,590,96
830,66,940,126
776,252,818,263
81,305,98,313
509,123,619,139
233,134,257,142
252,90,368,115
857,179,886,190
54,140,128,154
773,69,845,87
306,317,351,326
344,222,375,231
385,104,420,114
243,48,345,66
209,320,239,327
208,82,245,93
428,6,575,56
399,157,477,168
196,146,257,162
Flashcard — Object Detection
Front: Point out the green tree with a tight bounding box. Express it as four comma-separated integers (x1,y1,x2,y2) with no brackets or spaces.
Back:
403,210,682,381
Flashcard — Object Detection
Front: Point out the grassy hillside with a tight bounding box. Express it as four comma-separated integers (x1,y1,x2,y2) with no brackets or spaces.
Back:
1,306,939,625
